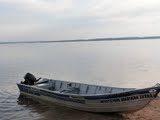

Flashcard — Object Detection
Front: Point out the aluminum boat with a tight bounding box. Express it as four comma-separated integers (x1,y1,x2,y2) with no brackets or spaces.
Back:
17,74,160,112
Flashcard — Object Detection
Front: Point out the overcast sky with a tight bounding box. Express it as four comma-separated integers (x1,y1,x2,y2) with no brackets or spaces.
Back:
0,0,160,41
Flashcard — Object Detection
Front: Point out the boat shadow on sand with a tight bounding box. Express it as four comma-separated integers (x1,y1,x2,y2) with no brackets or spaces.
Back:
17,94,126,120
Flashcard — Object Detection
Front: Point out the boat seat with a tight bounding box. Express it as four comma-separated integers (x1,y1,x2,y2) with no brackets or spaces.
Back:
48,86,55,91
60,87,80,94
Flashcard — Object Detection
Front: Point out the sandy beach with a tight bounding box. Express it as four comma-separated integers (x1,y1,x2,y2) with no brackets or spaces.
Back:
122,99,160,120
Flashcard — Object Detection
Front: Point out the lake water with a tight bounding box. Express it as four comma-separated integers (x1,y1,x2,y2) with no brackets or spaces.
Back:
0,39,160,120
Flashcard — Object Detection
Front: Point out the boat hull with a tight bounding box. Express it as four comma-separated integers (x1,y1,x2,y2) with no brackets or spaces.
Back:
20,91,152,112
17,83,158,112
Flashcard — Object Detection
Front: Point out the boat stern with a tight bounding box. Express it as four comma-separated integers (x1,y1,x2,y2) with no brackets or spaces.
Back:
17,83,30,93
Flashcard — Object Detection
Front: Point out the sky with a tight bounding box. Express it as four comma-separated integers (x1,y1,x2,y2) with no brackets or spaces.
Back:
0,0,160,42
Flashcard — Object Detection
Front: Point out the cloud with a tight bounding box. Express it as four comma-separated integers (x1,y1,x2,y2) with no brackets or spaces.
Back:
0,0,76,15
0,23,45,41
0,0,160,41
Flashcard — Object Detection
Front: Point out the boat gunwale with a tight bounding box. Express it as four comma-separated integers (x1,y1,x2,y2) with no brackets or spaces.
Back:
17,82,160,100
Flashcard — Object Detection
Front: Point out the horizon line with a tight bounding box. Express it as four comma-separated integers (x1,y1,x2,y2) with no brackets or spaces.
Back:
1,35,160,44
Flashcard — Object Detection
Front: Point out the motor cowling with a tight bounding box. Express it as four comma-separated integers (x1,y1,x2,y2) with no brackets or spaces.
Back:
23,73,37,85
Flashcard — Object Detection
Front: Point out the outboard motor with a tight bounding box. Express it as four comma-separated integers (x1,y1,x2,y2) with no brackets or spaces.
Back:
22,73,40,85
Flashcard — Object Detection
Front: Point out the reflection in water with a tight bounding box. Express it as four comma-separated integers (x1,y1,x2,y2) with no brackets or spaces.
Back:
17,94,125,120
17,94,50,113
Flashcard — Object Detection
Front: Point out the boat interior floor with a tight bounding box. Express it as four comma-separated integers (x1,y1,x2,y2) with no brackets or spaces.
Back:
35,79,135,95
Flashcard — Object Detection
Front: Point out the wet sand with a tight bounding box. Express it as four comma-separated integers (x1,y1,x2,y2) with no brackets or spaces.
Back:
39,99,160,120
